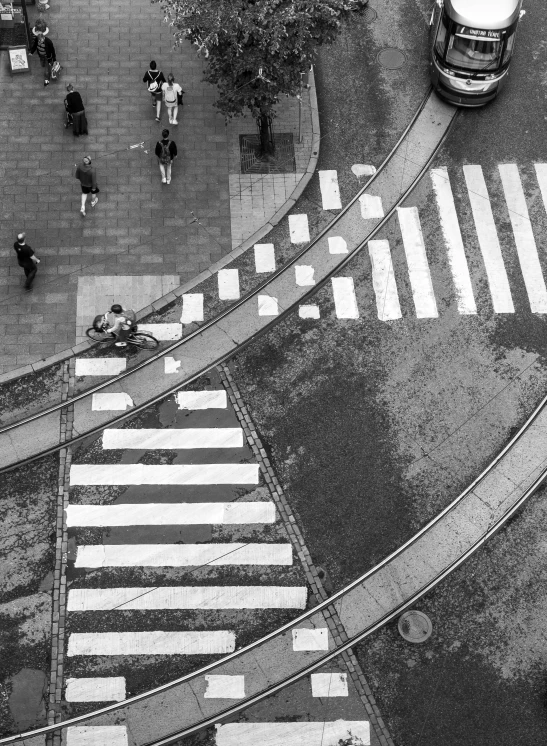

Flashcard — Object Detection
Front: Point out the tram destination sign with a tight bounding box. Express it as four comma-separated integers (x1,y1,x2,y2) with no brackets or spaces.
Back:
456,25,502,39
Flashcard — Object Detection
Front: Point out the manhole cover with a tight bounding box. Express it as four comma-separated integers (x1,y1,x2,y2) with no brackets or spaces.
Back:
398,610,432,643
377,47,406,70
363,5,377,22
239,133,296,174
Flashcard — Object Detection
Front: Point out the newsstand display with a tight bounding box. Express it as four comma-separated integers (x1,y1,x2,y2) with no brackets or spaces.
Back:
0,0,33,50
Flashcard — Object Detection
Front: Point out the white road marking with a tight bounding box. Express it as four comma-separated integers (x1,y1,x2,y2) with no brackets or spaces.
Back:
359,194,384,219
102,428,243,450
331,277,359,319
328,236,348,254
430,167,477,315
138,323,182,340
368,240,402,321
67,586,307,611
218,269,240,300
67,631,236,656
311,673,348,697
75,359,126,377
204,675,245,699
534,163,547,214
67,726,128,746
65,677,126,702
319,170,342,210
66,502,276,527
176,390,227,409
397,207,439,318
499,163,547,313
299,305,320,319
69,463,259,485
292,628,329,651
91,393,133,411
351,164,376,178
463,165,514,314
254,243,276,273
258,295,279,316
215,721,370,746
180,293,204,323
289,214,310,243
75,543,293,567
164,356,181,374
295,265,316,286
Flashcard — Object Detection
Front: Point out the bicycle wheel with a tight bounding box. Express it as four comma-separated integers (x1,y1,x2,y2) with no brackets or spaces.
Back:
129,332,159,350
86,327,116,345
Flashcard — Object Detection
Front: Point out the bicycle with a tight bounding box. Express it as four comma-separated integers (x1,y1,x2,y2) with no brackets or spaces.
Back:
86,320,159,350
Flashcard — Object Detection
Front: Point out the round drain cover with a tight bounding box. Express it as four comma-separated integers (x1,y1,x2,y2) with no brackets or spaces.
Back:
377,47,406,70
363,6,377,22
398,610,432,643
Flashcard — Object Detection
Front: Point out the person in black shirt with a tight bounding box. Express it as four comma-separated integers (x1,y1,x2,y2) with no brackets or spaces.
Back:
143,61,166,122
13,233,40,291
65,84,88,136
154,129,178,184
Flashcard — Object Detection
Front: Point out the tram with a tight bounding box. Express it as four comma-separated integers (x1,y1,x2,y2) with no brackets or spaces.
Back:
429,0,525,106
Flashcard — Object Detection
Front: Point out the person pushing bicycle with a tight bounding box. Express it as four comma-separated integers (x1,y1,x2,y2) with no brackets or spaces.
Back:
99,304,137,347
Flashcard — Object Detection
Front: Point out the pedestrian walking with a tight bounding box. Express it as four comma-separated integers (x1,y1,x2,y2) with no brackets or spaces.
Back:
155,129,177,184
29,21,57,87
74,156,99,217
64,84,88,136
13,233,40,291
143,61,166,122
161,74,184,125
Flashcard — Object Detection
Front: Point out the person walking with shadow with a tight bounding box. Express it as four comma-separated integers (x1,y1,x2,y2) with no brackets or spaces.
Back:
65,84,88,136
155,129,177,184
13,232,40,291
143,61,166,122
29,20,56,87
74,155,99,216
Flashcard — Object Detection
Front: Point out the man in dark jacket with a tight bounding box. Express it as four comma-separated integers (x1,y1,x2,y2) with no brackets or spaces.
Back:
74,156,99,216
65,84,88,136
154,129,177,184
29,28,56,87
13,232,40,291
143,61,166,122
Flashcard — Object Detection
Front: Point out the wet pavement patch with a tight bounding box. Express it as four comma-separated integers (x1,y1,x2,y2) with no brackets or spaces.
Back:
8,668,47,731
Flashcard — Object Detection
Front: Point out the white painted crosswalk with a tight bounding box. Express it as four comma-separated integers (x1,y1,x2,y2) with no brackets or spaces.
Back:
66,502,276,526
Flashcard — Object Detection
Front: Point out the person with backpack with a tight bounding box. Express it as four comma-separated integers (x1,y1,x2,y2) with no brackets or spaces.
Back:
143,61,166,122
161,73,184,125
154,129,177,184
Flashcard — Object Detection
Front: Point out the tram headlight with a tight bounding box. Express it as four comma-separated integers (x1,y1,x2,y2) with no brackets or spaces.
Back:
443,68,455,76
484,74,496,80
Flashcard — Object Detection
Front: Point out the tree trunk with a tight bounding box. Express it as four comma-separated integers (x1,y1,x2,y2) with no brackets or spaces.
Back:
258,111,275,157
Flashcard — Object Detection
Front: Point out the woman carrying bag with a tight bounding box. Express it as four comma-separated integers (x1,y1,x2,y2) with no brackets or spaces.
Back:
162,74,184,125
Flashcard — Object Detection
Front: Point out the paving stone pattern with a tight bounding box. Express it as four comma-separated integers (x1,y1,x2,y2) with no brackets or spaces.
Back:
0,0,232,375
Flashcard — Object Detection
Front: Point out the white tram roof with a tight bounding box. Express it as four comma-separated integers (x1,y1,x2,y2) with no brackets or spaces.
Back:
445,0,522,29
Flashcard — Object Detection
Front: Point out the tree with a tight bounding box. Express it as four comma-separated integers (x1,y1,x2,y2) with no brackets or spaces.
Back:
152,0,368,155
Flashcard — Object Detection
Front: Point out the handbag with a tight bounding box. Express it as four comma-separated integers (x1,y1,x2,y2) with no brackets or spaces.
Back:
51,61,61,78
177,89,184,106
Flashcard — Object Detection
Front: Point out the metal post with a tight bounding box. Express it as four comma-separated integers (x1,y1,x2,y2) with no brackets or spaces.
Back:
298,82,302,144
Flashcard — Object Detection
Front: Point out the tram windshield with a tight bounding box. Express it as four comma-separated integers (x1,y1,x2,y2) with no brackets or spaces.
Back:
434,11,510,72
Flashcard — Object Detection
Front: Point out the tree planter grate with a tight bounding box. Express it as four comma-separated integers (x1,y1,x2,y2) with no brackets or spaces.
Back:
239,133,296,174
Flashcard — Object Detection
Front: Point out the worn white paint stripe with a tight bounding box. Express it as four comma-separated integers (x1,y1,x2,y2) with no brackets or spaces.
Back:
534,163,547,214
69,464,259,485
311,673,348,697
289,214,310,243
299,305,320,319
67,586,307,611
352,164,376,178
331,277,359,319
431,167,477,314
102,428,243,450
67,727,128,746
65,678,126,702
368,240,402,321
138,323,182,340
328,236,348,254
319,170,342,210
258,295,279,316
180,293,204,323
397,207,439,318
91,393,133,412
75,359,126,377
499,163,547,313
359,194,384,219
215,721,370,746
165,356,181,374
75,543,293,567
66,502,275,527
204,675,245,699
463,165,514,314
295,265,315,286
292,628,329,651
218,269,240,300
254,244,276,272
67,631,235,656
176,390,227,409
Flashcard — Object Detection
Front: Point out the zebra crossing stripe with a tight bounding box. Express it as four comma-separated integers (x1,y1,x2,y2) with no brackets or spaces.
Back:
91,393,133,411
69,463,259,485
66,502,276,527
138,323,182,340
295,265,316,286
292,628,329,651
67,631,236,656
180,293,204,323
397,207,439,318
534,163,547,215
299,305,320,319
75,359,126,377
463,165,514,314
204,675,245,699
74,543,293,567
498,164,547,313
176,390,227,409
164,356,182,374
67,586,308,611
218,269,240,300
359,194,384,219
102,427,243,449
310,673,348,697
258,295,279,316
65,677,126,702
368,240,402,321
67,727,128,746
215,721,370,746
254,243,276,272
328,236,348,254
319,170,342,210
331,277,359,319
430,167,477,315
289,214,310,243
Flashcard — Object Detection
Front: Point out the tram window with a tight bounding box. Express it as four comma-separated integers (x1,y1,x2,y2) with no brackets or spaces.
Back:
502,32,516,65
434,13,448,56
446,33,502,71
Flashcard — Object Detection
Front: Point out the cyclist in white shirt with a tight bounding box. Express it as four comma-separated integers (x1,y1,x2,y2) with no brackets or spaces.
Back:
102,304,137,347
